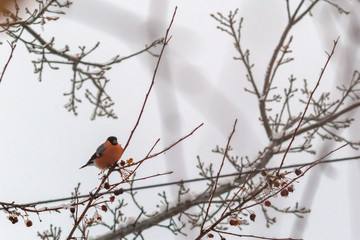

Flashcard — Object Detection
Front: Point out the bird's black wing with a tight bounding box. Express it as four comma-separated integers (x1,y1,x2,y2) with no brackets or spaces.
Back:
80,143,107,169
95,143,107,157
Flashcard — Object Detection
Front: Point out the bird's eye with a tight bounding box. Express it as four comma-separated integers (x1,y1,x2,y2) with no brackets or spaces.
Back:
113,140,117,144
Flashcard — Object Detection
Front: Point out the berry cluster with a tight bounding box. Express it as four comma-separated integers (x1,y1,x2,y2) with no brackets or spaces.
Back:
7,215,32,227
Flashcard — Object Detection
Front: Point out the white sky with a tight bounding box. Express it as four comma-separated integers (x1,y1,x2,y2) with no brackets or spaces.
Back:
0,0,359,239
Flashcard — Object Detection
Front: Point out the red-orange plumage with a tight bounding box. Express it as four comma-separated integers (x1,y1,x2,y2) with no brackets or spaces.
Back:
94,141,124,169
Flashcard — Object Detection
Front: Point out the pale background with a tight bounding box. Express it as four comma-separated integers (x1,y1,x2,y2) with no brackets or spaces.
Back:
0,0,359,239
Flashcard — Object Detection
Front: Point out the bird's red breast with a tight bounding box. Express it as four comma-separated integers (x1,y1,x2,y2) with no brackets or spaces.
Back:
94,140,124,170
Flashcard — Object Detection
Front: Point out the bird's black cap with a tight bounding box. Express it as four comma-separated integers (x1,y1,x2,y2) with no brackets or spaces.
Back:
107,136,117,145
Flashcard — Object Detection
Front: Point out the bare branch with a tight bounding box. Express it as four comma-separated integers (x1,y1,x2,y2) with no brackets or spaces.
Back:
0,42,15,83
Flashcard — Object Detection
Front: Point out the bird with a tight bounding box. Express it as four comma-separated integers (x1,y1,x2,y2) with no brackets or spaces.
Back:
80,136,124,170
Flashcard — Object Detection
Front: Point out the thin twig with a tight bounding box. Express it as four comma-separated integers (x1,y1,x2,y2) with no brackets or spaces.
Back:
122,7,178,153
200,119,237,233
0,42,16,83
277,37,339,173
125,123,203,181
214,229,302,240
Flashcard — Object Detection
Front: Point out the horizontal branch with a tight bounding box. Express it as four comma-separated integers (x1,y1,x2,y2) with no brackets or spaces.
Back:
283,101,360,141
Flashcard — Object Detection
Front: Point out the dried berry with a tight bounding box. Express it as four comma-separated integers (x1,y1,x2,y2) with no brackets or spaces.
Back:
280,189,289,197
126,158,133,164
295,169,302,176
70,207,75,214
114,188,124,196
110,196,115,202
104,182,110,189
25,220,32,227
288,186,294,192
229,219,240,226
101,205,107,212
208,233,214,238
120,160,125,166
250,213,256,222
273,181,280,188
261,171,267,177
264,200,271,207
12,217,18,224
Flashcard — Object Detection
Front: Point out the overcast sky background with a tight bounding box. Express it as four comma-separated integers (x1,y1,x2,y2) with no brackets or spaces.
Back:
0,0,359,239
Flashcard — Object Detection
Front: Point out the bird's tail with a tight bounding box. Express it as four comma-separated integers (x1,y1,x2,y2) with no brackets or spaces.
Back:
79,164,87,169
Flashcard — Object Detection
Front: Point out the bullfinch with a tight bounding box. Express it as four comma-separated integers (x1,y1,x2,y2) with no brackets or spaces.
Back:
80,136,124,170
